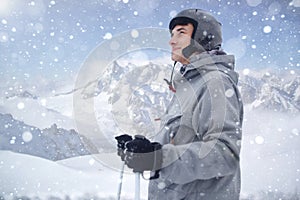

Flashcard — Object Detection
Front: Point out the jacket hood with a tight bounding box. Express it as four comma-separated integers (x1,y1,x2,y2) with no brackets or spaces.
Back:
182,51,238,84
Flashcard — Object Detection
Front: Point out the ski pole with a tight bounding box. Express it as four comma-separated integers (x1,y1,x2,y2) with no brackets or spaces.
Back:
117,162,125,200
135,172,141,200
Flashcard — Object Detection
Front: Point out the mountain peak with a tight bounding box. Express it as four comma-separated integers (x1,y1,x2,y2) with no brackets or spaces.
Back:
5,90,38,100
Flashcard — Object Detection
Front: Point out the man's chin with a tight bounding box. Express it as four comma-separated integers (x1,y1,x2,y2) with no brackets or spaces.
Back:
171,54,180,62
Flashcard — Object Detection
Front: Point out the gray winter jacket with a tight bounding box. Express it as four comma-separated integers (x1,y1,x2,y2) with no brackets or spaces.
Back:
148,52,243,200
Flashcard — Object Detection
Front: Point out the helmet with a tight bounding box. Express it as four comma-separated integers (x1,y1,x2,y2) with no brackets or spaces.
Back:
169,9,222,57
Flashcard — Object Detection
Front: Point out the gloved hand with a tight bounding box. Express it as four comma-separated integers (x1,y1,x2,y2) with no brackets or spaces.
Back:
124,135,162,173
115,134,132,161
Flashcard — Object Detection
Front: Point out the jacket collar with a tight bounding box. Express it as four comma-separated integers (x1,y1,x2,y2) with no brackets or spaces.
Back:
174,51,238,84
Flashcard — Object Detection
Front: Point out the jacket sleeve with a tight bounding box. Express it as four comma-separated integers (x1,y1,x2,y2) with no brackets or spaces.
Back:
159,75,243,185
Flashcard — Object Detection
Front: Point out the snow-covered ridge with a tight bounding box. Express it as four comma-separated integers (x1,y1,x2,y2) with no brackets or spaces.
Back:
0,113,96,161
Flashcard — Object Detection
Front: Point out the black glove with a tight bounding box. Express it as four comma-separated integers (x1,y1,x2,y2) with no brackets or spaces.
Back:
115,134,132,161
124,135,162,173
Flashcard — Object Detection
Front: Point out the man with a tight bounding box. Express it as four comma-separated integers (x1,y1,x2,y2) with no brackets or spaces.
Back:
116,9,243,200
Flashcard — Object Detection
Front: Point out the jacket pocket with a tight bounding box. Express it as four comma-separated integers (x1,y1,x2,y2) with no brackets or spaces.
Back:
172,114,198,145
159,114,182,144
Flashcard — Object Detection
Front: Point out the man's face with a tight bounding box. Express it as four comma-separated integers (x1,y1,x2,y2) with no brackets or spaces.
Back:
169,23,194,64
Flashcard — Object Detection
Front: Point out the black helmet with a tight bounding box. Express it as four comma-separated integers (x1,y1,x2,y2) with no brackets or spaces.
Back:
169,9,222,57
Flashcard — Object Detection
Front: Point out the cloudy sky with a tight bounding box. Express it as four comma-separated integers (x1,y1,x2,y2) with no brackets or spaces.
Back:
0,0,299,95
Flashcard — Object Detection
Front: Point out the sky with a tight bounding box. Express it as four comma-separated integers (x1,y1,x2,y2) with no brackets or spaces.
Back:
0,0,299,96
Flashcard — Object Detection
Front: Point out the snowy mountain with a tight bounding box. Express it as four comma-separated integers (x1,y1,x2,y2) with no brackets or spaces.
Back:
0,62,299,161
68,61,174,139
63,62,300,143
239,70,300,113
63,62,300,115
2,62,298,138
0,113,97,161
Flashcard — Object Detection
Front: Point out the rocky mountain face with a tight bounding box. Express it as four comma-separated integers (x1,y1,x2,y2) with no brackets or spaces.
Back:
239,71,300,113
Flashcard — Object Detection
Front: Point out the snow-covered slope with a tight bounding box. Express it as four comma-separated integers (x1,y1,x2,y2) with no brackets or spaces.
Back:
1,121,300,199
240,109,300,195
0,89,75,130
0,151,148,199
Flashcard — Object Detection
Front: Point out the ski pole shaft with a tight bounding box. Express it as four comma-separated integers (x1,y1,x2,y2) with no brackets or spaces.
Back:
135,172,140,200
117,162,125,200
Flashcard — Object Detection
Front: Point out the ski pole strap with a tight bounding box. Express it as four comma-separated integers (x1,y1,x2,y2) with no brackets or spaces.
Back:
149,170,160,180
140,170,160,180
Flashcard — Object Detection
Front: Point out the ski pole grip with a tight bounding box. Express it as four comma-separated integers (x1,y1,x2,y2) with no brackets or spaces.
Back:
115,134,132,149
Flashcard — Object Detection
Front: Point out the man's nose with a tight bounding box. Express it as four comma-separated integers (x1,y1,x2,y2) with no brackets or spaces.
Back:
169,36,176,46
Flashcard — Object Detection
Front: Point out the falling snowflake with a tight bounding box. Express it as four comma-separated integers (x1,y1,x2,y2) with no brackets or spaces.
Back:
225,89,235,98
255,135,264,144
17,102,25,110
22,131,33,142
131,29,139,38
103,32,112,40
263,26,272,34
